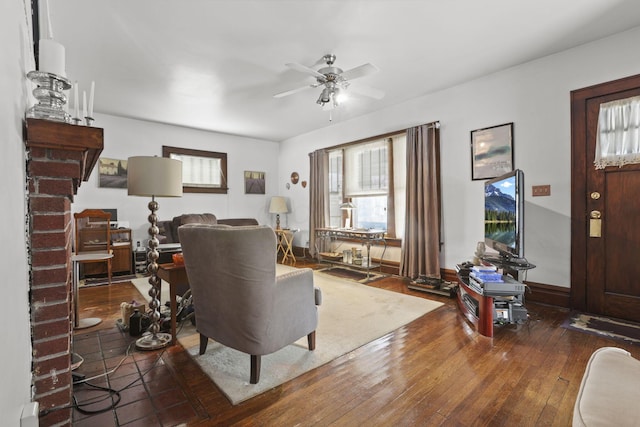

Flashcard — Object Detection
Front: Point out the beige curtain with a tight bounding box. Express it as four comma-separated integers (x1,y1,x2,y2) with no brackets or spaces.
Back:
400,123,441,279
308,149,329,257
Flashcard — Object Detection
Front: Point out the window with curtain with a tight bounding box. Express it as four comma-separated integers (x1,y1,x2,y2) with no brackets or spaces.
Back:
328,133,405,237
595,95,640,169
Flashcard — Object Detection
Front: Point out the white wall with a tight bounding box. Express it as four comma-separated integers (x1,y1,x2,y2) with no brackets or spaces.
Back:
72,113,281,245
1,0,37,423
280,26,640,289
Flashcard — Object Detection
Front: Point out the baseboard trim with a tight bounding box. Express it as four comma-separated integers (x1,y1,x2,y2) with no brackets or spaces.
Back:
295,255,571,308
524,281,570,308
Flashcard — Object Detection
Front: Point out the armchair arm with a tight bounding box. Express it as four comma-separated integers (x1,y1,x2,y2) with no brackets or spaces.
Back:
274,268,317,307
263,268,319,353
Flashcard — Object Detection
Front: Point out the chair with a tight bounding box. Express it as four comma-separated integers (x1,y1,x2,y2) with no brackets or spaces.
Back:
73,209,114,285
573,347,640,426
178,224,321,384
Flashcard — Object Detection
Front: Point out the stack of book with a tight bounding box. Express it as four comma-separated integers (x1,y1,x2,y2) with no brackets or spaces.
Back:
468,265,503,295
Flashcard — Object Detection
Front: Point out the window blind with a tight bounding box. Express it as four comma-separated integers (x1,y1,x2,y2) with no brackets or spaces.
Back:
344,139,389,197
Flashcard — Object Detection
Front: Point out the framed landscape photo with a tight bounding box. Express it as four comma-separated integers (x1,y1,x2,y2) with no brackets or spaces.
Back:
470,122,514,180
98,157,128,188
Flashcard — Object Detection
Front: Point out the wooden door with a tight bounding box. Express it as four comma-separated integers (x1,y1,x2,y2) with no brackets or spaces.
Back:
571,74,640,323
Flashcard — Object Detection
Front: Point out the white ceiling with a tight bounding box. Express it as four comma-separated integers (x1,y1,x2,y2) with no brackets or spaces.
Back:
47,0,640,142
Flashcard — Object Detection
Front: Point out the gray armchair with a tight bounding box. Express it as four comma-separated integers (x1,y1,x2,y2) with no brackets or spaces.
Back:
178,223,321,384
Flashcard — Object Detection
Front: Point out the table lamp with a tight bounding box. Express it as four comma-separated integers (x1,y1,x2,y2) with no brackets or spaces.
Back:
340,201,356,229
269,196,288,230
127,156,183,350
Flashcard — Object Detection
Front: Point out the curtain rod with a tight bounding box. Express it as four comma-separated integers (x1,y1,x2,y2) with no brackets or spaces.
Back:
421,121,440,129
309,120,441,155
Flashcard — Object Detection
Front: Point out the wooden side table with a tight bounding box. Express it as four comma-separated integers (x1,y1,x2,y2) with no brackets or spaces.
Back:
157,263,190,345
275,228,297,264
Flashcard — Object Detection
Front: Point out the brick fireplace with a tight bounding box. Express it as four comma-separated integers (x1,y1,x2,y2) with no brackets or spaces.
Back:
25,118,103,426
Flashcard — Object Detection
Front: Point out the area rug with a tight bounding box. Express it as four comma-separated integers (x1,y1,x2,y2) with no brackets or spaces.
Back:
562,312,640,346
135,265,443,405
316,266,386,283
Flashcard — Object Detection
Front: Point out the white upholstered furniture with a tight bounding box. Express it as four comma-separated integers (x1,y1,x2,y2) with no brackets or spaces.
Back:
573,347,640,426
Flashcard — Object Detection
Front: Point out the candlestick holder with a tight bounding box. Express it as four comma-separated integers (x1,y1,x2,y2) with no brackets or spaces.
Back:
84,116,94,127
26,70,72,123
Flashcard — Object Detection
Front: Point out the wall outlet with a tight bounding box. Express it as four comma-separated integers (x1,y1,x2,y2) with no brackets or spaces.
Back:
532,185,551,197
20,402,39,427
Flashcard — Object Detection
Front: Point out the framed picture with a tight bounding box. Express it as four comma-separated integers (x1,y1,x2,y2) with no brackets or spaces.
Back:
98,158,128,188
244,170,265,194
470,122,514,180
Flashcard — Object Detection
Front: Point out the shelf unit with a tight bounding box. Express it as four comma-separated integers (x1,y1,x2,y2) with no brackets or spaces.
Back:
133,248,147,274
456,272,527,338
79,227,132,276
315,228,387,280
456,274,496,337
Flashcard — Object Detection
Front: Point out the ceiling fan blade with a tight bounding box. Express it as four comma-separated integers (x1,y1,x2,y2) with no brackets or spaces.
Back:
340,63,379,81
349,83,385,100
273,84,317,98
285,62,326,79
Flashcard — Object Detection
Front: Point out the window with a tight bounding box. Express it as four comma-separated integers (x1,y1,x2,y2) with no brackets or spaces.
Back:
162,146,228,194
328,133,405,237
595,95,640,169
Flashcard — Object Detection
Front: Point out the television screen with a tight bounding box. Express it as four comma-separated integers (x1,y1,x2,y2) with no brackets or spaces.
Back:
484,169,524,260
101,208,118,222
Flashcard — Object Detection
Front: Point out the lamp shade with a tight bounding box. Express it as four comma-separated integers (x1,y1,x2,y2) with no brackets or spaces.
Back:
269,196,288,214
339,202,356,210
127,156,183,197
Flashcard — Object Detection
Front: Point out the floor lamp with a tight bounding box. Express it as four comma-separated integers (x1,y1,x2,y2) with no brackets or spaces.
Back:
127,156,183,350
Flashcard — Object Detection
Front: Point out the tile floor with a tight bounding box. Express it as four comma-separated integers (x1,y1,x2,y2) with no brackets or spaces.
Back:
72,327,196,426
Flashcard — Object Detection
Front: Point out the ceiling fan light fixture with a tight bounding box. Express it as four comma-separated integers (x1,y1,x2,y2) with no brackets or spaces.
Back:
279,54,382,111
317,87,331,105
334,87,347,105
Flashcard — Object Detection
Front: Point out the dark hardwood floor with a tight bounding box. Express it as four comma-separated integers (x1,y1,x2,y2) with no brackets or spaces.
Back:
73,260,640,426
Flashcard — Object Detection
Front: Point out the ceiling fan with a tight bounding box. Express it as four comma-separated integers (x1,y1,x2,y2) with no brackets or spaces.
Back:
274,54,384,110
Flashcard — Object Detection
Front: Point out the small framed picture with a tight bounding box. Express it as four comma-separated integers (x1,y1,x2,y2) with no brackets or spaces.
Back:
98,157,128,188
244,170,265,194
470,123,514,180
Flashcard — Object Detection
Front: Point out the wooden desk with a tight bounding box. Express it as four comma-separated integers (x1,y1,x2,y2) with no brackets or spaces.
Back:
157,263,190,345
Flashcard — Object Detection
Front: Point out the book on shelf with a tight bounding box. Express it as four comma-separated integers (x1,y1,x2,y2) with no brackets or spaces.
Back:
470,264,497,273
469,271,503,283
467,276,485,295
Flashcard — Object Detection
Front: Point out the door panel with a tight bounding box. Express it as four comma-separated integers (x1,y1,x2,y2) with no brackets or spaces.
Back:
572,76,640,323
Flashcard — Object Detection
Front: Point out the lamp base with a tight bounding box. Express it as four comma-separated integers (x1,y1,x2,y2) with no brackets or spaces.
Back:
135,332,172,351
74,317,102,330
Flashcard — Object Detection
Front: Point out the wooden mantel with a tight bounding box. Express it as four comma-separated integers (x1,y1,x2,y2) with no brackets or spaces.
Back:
25,118,104,183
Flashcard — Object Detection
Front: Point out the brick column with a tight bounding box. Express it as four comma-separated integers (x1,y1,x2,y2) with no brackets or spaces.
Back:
25,118,103,427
